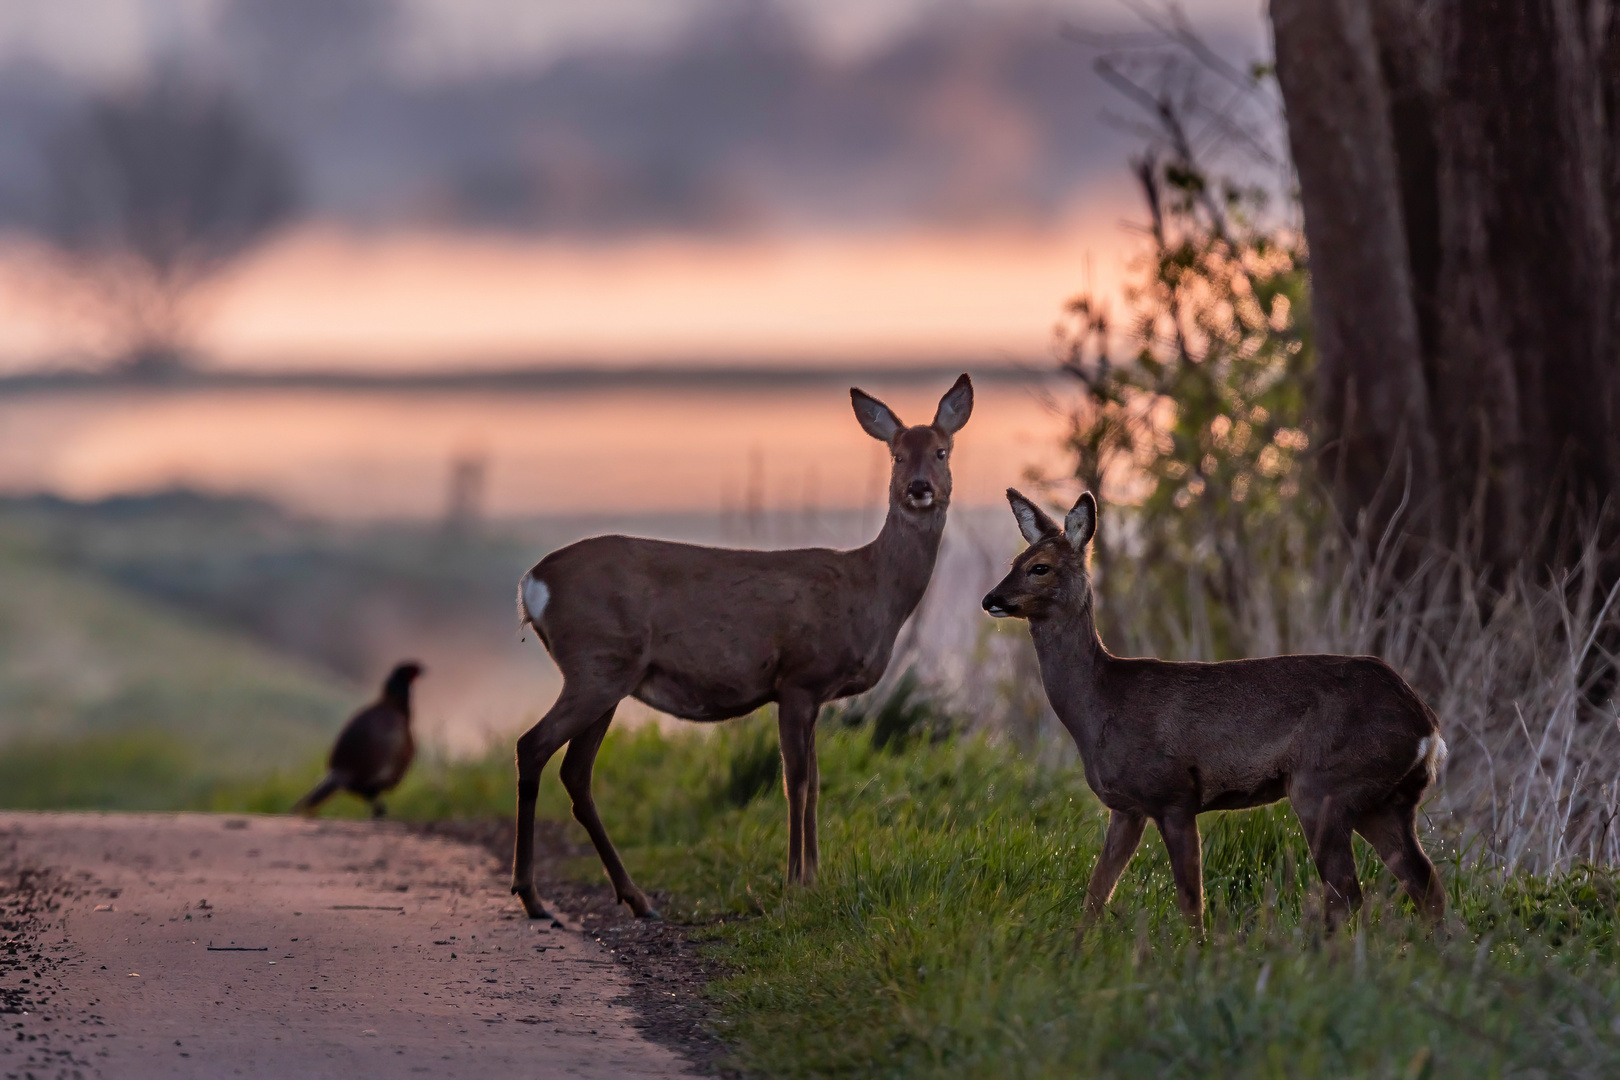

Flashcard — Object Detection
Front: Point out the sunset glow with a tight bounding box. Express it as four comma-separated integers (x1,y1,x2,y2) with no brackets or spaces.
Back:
0,211,1135,371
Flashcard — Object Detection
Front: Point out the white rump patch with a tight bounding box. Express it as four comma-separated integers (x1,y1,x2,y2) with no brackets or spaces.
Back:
1415,735,1449,781
518,574,550,637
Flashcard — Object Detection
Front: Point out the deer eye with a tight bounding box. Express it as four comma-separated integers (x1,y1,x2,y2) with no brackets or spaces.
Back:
935,448,947,460
1029,564,1051,576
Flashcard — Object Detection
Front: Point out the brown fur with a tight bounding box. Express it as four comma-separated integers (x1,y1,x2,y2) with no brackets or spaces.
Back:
509,376,974,920
983,489,1445,933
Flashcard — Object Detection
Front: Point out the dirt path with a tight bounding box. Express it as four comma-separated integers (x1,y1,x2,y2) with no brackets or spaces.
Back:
0,812,698,1080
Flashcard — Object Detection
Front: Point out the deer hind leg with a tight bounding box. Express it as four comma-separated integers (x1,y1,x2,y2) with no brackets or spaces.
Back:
1356,804,1444,923
1083,810,1147,924
512,679,629,919
777,691,819,887
1157,808,1205,937
1292,794,1363,931
559,706,658,918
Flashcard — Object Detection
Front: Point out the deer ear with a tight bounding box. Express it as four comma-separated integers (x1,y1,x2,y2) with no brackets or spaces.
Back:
851,388,903,443
1006,487,1060,545
932,373,973,434
1065,491,1097,550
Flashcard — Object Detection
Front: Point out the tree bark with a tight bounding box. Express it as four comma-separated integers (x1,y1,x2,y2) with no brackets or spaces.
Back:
1433,0,1613,565
1272,0,1620,570
1270,0,1440,541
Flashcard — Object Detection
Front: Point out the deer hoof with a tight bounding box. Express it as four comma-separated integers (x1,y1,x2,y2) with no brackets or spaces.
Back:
512,885,552,921
621,893,660,920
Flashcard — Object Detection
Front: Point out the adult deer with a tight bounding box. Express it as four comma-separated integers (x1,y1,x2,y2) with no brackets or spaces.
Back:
510,375,973,919
982,489,1447,934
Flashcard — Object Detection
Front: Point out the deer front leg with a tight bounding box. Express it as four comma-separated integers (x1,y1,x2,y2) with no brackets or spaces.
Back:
1158,808,1206,938
777,691,818,886
1083,809,1147,924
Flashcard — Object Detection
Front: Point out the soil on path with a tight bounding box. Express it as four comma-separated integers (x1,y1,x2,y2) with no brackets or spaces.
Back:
0,812,698,1080
411,818,731,1072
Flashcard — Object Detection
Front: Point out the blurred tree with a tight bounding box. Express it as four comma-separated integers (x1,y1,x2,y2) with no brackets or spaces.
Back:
1271,0,1620,574
39,76,297,374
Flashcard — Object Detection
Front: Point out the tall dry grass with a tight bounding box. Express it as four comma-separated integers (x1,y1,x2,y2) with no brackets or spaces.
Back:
1318,521,1620,874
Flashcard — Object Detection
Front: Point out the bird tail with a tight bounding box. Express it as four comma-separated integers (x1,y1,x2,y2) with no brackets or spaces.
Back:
292,771,344,816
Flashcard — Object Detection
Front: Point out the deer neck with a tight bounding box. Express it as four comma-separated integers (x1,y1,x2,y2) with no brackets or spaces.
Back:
1028,589,1110,750
861,503,946,626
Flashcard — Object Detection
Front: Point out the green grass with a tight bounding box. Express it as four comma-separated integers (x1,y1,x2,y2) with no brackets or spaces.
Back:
211,715,1620,1078
0,731,219,810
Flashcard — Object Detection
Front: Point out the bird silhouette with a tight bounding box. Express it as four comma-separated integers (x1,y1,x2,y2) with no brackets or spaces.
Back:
293,661,423,818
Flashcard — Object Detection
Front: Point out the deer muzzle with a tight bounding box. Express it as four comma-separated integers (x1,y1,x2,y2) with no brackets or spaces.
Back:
904,479,935,509
982,591,1014,617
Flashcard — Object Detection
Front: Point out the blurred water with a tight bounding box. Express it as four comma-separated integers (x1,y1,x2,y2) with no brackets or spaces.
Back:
0,377,1070,519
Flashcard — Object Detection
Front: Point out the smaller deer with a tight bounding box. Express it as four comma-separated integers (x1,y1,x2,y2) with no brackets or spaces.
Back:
982,490,1446,933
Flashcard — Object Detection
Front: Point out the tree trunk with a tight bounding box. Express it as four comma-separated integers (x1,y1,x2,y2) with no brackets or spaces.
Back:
1433,0,1614,567
1271,0,1620,571
1270,0,1440,540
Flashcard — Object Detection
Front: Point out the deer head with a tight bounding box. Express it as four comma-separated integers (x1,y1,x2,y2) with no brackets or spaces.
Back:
982,488,1096,621
850,373,973,515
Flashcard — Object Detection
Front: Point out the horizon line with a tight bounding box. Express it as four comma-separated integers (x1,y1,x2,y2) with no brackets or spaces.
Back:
0,360,1062,395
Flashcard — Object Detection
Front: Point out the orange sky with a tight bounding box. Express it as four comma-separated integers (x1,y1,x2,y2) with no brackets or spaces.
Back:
0,212,1130,518
0,207,1135,371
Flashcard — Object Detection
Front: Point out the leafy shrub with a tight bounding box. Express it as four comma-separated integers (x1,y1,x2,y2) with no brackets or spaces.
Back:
1053,144,1318,662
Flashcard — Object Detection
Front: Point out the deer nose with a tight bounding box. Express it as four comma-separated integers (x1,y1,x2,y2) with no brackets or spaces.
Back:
982,592,1006,614
906,479,933,500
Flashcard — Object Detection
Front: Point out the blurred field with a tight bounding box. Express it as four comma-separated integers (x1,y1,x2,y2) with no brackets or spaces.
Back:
0,488,541,804
0,502,353,804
